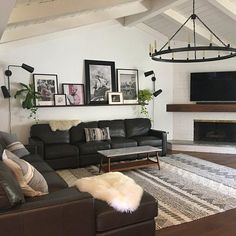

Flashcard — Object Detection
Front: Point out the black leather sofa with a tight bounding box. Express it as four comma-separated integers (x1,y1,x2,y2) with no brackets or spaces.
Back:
30,118,167,170
0,146,157,236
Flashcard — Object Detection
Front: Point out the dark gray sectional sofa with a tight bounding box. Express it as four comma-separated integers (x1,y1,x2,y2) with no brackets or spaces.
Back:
30,118,167,170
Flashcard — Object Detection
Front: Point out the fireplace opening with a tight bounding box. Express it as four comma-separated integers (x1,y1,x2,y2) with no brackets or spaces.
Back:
194,120,236,143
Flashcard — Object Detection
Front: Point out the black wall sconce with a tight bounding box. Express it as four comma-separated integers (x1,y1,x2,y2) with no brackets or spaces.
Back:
144,70,162,97
1,63,35,133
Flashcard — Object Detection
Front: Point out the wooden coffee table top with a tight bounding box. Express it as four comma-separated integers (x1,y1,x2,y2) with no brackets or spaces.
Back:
98,146,161,158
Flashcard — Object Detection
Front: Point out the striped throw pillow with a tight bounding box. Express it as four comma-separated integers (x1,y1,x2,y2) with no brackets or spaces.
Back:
84,127,111,142
2,150,48,197
0,131,29,157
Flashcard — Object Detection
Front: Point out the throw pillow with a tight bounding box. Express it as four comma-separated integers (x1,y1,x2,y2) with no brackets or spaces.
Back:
0,131,29,158
2,150,48,197
84,127,111,142
0,161,25,210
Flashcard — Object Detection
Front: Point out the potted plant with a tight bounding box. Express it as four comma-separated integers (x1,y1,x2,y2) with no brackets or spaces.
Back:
138,89,153,117
14,83,41,122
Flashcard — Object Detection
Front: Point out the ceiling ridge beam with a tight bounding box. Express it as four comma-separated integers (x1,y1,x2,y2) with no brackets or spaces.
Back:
124,0,189,26
163,9,223,46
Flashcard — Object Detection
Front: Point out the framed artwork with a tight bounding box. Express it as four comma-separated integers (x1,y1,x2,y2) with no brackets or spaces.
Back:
62,83,85,106
85,60,116,105
108,92,123,105
54,94,66,106
116,69,139,104
33,74,58,106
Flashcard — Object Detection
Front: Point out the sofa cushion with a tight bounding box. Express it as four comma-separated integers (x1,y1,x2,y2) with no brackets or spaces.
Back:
95,191,157,232
21,154,44,163
84,127,111,142
44,144,79,160
70,121,98,144
2,150,48,197
42,171,68,192
31,124,70,144
78,141,110,155
0,131,29,157
109,138,137,149
125,118,151,138
99,120,126,138
0,161,25,210
132,136,162,147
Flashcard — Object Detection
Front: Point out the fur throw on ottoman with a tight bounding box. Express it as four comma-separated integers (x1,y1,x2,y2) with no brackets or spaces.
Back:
74,172,143,212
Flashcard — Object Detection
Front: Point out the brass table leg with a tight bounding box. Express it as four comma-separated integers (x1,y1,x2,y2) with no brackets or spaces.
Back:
108,157,111,172
156,151,160,170
99,155,104,173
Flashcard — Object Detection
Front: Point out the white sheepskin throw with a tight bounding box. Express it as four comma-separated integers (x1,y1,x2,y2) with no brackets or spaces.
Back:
49,120,81,131
74,172,143,213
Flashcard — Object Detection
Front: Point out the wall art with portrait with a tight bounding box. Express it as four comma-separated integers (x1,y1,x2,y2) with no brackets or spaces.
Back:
116,69,139,104
62,83,85,106
85,60,116,105
33,74,58,106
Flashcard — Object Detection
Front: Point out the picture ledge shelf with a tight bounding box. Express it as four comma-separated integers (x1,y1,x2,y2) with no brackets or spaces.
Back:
36,103,141,108
166,104,236,112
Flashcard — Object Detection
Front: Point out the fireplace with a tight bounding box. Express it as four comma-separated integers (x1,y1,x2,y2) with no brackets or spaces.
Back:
194,120,236,143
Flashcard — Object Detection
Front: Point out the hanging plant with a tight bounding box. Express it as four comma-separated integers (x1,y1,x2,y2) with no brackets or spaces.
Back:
14,83,41,122
138,89,153,117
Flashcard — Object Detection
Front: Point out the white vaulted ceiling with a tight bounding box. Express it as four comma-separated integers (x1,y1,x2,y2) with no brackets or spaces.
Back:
1,0,236,45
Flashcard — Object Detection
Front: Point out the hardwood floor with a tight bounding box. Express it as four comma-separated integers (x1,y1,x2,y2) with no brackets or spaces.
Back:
156,151,236,236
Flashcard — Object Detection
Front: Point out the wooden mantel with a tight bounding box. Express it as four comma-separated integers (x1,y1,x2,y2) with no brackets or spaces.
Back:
166,104,236,112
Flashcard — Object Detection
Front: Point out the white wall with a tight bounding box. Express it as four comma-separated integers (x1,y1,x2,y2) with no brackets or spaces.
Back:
0,21,173,143
172,59,236,140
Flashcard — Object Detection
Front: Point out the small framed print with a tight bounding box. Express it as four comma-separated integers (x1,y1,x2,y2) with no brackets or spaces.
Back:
108,92,123,105
116,69,139,104
54,94,66,106
33,73,58,106
62,83,85,106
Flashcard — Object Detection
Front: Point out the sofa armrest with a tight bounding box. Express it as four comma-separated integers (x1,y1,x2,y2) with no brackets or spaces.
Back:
149,129,167,156
29,137,44,158
0,187,95,236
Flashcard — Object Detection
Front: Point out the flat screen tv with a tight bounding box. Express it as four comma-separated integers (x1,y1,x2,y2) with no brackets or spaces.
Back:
190,71,236,102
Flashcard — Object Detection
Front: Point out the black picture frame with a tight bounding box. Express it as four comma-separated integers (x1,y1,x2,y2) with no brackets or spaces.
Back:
116,69,139,104
85,60,116,105
33,73,58,107
62,83,85,106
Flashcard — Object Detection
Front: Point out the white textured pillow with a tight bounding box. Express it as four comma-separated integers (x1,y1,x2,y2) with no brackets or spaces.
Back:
2,150,48,197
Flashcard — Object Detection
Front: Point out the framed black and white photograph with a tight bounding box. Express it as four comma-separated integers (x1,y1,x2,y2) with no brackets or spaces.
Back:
33,74,58,106
108,92,123,105
62,83,85,106
85,60,116,105
116,69,139,104
54,94,66,106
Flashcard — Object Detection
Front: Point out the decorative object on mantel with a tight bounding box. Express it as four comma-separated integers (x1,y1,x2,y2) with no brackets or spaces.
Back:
74,172,143,213
85,60,116,105
49,120,81,131
54,94,67,106
33,73,58,107
14,83,41,122
116,68,139,104
1,63,35,133
149,0,236,63
138,89,153,118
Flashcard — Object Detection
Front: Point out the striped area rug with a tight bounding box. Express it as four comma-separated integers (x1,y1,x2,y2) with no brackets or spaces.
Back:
57,153,236,229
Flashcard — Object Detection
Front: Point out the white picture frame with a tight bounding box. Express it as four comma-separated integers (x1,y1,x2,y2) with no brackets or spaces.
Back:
108,92,124,105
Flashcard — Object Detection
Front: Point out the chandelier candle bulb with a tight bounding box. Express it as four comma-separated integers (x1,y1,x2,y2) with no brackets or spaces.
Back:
154,40,157,50
210,34,213,44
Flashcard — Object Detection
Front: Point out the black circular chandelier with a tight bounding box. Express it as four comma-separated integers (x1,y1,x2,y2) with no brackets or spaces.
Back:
149,0,236,63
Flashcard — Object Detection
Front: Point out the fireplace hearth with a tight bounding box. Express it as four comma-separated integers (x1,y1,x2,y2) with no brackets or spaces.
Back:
194,120,236,143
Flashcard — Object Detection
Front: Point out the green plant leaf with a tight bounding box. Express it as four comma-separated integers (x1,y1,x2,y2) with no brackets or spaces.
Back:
14,89,28,98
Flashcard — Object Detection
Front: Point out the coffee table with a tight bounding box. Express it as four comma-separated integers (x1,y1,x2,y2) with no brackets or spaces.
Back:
98,145,161,173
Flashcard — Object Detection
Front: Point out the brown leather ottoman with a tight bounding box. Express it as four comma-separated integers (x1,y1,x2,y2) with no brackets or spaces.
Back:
95,191,157,236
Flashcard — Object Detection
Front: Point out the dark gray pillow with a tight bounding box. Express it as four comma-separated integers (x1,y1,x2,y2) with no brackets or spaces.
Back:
0,161,25,210
0,144,3,160
0,131,29,158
